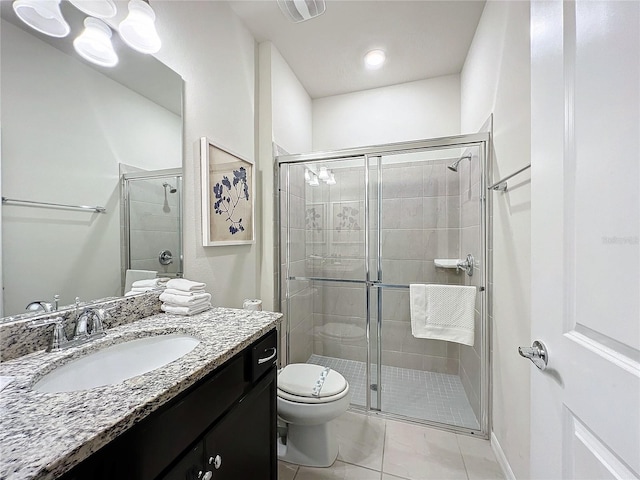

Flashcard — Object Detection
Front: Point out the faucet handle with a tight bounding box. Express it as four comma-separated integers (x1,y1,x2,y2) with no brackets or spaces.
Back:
90,308,108,336
49,317,68,351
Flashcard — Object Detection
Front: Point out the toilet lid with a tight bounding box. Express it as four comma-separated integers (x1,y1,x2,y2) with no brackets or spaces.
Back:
278,364,347,399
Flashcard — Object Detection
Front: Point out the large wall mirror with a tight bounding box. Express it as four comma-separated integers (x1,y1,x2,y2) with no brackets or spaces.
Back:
0,2,183,319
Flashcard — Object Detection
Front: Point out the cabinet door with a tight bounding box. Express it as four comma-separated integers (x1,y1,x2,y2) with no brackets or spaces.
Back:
203,369,276,480
159,443,205,480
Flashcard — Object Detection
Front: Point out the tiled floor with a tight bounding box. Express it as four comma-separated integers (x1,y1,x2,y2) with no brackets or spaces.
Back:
308,355,479,430
278,411,505,480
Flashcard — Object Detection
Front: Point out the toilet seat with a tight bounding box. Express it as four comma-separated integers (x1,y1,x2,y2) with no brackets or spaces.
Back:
277,364,348,404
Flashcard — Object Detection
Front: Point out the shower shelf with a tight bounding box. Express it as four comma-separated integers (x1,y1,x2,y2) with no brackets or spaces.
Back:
434,259,461,269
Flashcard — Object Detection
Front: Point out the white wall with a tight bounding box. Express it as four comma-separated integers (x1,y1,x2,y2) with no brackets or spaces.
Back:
1,19,180,315
257,42,312,311
152,1,258,308
461,2,532,478
271,46,313,155
313,75,461,151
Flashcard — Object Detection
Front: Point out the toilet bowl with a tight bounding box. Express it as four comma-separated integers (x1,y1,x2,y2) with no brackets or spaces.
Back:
277,363,350,467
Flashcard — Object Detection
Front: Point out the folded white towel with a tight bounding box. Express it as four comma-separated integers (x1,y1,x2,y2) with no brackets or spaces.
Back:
166,278,206,292
163,288,205,297
131,286,159,292
131,278,169,288
410,284,476,346
124,269,157,293
161,302,212,316
160,291,211,306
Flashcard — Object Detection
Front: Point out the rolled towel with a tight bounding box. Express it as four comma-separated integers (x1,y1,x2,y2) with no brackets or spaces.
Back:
163,288,206,297
160,291,211,306
161,302,212,316
166,278,206,292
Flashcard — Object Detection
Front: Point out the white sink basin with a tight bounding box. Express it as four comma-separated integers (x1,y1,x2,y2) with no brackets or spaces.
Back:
33,334,200,393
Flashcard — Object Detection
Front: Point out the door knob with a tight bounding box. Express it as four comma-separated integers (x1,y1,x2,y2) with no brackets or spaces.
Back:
518,340,548,370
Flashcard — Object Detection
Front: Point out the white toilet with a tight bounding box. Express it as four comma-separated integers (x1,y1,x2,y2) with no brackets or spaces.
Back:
277,363,351,467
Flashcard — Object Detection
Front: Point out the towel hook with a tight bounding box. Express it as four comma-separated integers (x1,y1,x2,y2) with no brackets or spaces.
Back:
457,254,474,276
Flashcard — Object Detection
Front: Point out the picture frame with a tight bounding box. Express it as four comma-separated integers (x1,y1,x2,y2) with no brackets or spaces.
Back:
200,137,255,246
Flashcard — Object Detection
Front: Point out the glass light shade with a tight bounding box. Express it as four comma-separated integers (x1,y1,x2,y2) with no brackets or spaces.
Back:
308,175,320,187
326,173,336,185
318,167,330,181
68,0,117,18
364,49,386,69
119,0,161,54
13,0,70,38
73,17,118,68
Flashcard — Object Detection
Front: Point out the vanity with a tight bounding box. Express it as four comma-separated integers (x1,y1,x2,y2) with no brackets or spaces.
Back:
0,306,282,480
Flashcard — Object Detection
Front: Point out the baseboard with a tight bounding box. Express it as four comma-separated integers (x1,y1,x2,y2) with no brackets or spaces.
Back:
491,431,517,480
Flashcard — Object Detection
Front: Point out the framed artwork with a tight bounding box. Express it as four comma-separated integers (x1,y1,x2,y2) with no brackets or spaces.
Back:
331,201,363,243
200,137,255,246
305,203,327,244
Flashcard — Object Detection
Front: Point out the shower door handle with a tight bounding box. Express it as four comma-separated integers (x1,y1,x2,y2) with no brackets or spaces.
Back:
518,340,548,370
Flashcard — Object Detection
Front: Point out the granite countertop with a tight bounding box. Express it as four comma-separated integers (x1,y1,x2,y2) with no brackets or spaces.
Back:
0,307,282,480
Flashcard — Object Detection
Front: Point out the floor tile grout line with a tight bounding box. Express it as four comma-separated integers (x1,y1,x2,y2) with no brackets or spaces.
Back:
456,434,471,480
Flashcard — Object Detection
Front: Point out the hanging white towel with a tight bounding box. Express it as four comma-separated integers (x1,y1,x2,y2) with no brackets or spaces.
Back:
166,278,206,292
410,284,477,346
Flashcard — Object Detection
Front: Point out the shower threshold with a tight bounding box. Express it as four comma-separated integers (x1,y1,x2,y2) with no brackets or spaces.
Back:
308,354,480,430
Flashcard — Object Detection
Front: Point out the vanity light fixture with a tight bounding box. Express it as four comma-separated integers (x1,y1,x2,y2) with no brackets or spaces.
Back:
364,49,386,70
68,0,117,19
12,0,70,38
73,17,118,67
118,0,161,54
308,175,320,187
318,166,330,181
326,172,336,185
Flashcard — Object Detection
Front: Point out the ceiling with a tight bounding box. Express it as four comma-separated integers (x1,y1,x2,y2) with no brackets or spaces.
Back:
228,0,486,99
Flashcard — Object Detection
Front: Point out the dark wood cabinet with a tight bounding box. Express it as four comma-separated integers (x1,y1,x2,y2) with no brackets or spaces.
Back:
59,330,277,480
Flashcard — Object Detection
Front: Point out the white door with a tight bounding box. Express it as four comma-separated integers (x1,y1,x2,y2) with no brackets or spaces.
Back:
530,1,639,479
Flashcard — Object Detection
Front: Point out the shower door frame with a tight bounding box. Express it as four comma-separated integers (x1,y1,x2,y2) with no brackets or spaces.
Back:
277,132,491,437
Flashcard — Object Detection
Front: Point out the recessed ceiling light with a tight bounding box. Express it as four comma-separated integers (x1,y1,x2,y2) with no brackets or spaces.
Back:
364,49,386,69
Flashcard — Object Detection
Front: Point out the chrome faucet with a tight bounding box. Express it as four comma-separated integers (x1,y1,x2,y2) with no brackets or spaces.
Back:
26,295,60,313
75,308,108,339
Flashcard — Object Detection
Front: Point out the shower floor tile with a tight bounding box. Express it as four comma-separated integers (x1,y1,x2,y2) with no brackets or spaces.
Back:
307,354,480,430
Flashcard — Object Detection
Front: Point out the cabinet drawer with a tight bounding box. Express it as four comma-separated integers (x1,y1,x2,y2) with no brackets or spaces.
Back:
250,330,277,382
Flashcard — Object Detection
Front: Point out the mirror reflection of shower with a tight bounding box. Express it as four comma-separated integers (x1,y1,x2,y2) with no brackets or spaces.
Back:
163,182,177,193
162,182,177,212
447,153,472,172
122,168,183,292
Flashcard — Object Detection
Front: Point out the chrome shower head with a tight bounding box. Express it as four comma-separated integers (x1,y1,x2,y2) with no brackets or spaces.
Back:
163,182,177,194
447,154,472,172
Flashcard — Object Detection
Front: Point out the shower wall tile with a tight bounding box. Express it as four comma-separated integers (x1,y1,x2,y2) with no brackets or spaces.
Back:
290,318,313,364
423,197,447,229
383,165,423,198
313,285,365,318
289,288,314,330
423,162,447,197
460,361,481,422
313,313,368,349
446,196,461,228
446,168,460,197
381,230,427,260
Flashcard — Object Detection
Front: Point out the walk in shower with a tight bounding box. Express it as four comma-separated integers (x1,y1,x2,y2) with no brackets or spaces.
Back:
122,168,183,292
278,133,490,436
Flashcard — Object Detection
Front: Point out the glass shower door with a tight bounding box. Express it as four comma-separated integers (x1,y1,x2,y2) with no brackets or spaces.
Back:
371,144,485,430
281,156,379,409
